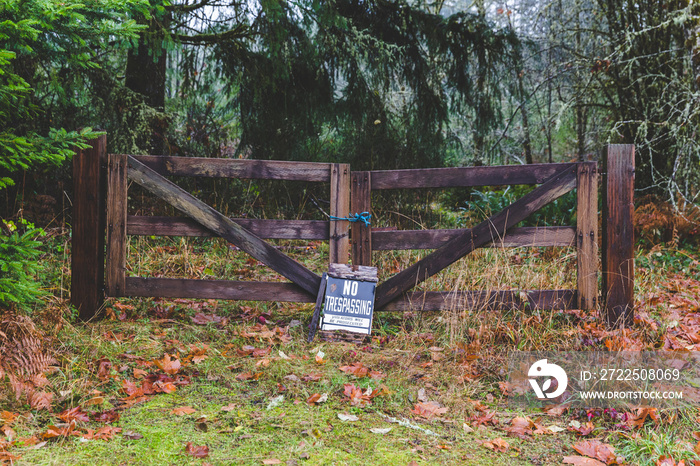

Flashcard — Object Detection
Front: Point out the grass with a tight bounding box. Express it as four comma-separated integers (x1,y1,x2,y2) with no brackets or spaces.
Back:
2,230,700,465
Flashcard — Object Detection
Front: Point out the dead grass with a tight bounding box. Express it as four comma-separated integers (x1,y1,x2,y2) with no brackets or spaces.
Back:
2,230,700,465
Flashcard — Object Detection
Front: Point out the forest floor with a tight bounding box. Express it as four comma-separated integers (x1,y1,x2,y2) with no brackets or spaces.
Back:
2,234,700,465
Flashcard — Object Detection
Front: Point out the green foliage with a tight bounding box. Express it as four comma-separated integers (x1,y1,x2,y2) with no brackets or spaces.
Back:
0,219,44,307
0,0,149,309
215,0,517,169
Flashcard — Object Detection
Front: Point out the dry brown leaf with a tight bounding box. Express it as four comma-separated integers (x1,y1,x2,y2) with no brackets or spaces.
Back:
154,353,181,375
411,401,448,420
172,406,197,416
505,416,535,440
481,437,509,453
262,459,282,465
0,412,18,425
563,456,607,466
572,439,618,465
28,391,53,411
57,407,90,423
185,442,209,458
343,384,370,407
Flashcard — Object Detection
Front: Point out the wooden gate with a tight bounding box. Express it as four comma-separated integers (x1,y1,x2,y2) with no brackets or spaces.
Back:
71,135,634,328
351,163,596,313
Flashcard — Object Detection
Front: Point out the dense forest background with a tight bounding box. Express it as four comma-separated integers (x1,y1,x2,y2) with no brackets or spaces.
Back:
2,0,700,222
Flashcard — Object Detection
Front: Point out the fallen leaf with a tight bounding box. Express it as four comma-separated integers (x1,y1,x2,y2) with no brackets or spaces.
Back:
1,425,15,441
315,350,325,365
572,440,618,464
411,401,448,420
123,431,143,440
185,442,209,458
96,359,113,380
92,409,120,424
28,391,53,411
57,407,90,424
306,393,328,405
154,353,181,375
505,416,535,440
93,426,122,441
337,413,359,422
262,459,282,465
84,396,105,407
0,412,18,425
339,362,369,378
343,384,370,407
370,427,392,434
563,456,606,466
172,406,197,416
220,403,237,412
481,437,509,453
192,312,227,326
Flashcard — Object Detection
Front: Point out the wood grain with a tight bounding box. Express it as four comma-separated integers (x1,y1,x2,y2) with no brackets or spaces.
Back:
105,153,128,297
374,165,578,309
329,163,350,264
370,163,576,190
127,216,329,239
126,155,322,295
372,226,575,250
125,277,315,302
71,135,107,320
602,145,635,328
132,155,332,181
350,171,372,266
576,162,598,310
328,263,378,282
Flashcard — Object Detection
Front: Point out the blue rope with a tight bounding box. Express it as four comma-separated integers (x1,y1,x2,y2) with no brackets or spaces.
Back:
329,212,371,227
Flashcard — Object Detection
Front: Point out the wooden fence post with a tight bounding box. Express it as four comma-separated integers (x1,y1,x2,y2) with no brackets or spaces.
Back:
351,171,372,266
71,135,107,320
602,144,635,328
576,162,598,310
329,163,350,264
106,153,128,297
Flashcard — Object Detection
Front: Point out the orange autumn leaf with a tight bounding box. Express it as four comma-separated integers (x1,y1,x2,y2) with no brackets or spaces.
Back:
236,371,263,381
93,426,122,441
339,362,369,378
57,407,90,423
563,456,606,466
185,442,209,458
0,411,18,425
481,437,509,453
154,353,181,375
572,439,619,465
343,384,370,407
411,401,448,420
172,406,197,416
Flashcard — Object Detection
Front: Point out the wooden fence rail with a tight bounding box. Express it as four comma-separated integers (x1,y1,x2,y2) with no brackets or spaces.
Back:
71,139,635,328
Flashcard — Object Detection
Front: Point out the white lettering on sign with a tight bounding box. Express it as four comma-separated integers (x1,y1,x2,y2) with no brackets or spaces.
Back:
323,296,373,316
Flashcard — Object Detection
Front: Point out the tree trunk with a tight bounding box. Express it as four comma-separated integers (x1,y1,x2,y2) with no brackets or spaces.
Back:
125,15,170,155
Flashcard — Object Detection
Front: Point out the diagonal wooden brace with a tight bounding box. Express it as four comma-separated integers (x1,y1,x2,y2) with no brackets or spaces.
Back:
375,165,578,309
126,155,322,296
